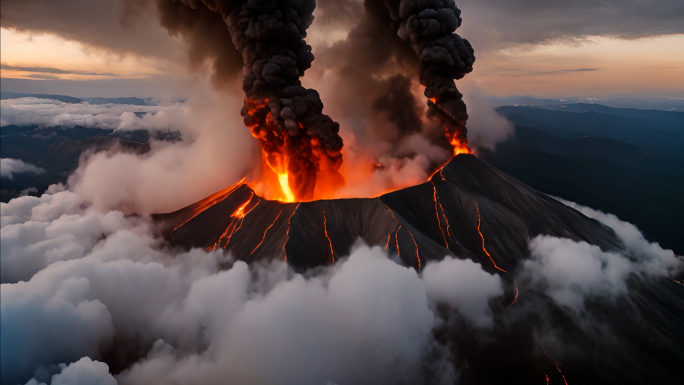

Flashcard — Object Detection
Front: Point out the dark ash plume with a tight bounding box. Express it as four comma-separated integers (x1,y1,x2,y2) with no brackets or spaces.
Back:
385,0,475,147
156,0,243,88
157,0,343,200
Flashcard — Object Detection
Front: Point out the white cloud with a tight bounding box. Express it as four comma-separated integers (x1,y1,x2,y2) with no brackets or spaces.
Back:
1,158,45,180
67,90,258,214
3,184,680,385
0,188,509,385
524,235,633,310
521,199,683,312
422,257,503,327
0,98,189,132
25,357,117,385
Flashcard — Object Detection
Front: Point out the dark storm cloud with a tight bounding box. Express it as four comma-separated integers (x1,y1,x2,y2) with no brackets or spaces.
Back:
511,68,601,77
2,0,682,64
0,0,180,59
317,1,684,52
154,0,243,88
1,64,117,77
458,0,684,49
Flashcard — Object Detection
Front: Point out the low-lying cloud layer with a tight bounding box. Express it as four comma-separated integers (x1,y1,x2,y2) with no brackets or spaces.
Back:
0,98,187,132
1,184,681,385
1,158,46,180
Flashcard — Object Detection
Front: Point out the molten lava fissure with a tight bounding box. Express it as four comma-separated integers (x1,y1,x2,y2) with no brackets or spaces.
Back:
207,193,260,252
506,287,519,308
322,210,334,263
386,207,421,270
406,229,422,271
282,203,301,262
395,226,402,258
543,347,571,385
250,209,283,256
433,182,450,249
475,203,508,273
173,178,245,233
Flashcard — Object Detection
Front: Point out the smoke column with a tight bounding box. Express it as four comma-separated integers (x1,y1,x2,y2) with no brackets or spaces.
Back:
384,0,475,152
161,0,344,201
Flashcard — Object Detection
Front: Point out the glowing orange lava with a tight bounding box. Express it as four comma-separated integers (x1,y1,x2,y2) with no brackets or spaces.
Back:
386,207,421,270
475,203,507,273
243,98,343,203
407,230,422,271
173,178,245,232
322,210,335,263
448,137,473,156
556,363,569,385
543,347,570,385
207,193,260,251
282,203,301,261
507,287,519,308
251,209,283,255
432,182,450,249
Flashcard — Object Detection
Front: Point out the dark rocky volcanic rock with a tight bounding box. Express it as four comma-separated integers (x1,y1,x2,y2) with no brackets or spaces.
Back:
153,154,622,273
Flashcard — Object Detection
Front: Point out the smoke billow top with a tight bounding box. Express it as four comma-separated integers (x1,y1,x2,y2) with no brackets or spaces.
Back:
385,0,475,150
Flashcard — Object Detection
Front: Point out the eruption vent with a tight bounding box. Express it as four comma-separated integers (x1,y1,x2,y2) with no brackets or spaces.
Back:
169,0,344,202
385,0,476,154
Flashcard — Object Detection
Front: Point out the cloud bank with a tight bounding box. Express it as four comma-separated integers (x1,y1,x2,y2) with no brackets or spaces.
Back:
1,158,46,180
2,184,682,385
0,98,188,132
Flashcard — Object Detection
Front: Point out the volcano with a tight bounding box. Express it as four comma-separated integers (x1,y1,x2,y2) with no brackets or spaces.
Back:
154,154,621,272
149,154,683,384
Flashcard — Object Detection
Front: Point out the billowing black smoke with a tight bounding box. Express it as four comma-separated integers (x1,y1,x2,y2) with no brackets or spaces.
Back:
384,0,475,147
157,0,343,200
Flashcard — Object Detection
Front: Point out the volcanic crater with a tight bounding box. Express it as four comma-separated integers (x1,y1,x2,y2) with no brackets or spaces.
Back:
154,154,622,273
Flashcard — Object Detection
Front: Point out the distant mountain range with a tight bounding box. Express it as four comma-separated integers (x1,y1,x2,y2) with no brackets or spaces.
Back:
1,91,160,106
484,103,684,253
486,95,684,112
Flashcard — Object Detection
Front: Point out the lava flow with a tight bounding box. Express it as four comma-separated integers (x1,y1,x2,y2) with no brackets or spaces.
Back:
243,98,343,203
322,210,335,263
476,203,508,273
250,210,283,256
433,182,451,250
542,347,571,385
506,287,519,308
282,203,301,262
173,178,245,234
207,193,260,252
386,207,422,270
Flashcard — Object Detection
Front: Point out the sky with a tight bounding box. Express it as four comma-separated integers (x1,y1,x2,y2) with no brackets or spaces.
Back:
1,0,683,99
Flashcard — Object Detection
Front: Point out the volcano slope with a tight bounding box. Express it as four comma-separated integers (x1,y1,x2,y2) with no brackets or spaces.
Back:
154,154,621,273
153,154,684,384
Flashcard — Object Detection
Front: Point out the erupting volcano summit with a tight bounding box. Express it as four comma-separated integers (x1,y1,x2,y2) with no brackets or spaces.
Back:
164,0,475,202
